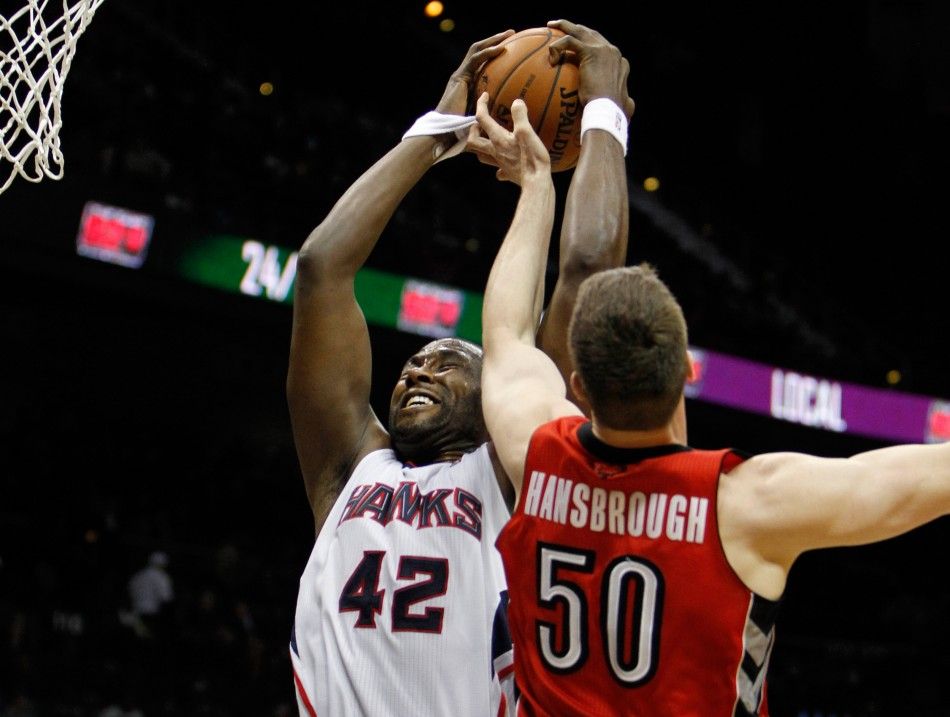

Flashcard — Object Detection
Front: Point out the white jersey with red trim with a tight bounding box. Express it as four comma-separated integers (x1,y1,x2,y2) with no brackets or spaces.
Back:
290,444,515,717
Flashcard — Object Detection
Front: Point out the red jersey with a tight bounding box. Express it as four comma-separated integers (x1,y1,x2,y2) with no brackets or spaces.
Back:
496,416,778,716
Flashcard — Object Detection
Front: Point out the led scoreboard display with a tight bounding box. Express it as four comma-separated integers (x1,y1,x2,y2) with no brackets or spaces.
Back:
686,349,950,445
74,211,947,446
178,235,298,303
76,201,154,268
176,234,482,342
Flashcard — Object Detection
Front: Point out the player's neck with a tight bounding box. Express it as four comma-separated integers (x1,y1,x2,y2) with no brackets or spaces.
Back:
434,449,468,464
589,420,680,449
403,449,467,468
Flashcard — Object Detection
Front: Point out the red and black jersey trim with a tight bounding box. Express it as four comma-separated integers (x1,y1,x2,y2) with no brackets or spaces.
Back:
733,593,781,716
576,421,691,465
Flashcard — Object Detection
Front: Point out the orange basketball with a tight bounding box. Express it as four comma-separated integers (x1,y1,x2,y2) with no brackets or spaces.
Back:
473,27,581,173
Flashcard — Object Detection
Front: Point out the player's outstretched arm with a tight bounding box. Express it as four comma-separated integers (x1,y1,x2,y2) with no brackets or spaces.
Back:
536,20,635,406
288,31,513,532
475,94,582,498
720,441,950,597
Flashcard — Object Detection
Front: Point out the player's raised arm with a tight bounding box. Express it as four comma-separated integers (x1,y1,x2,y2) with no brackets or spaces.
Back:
474,94,582,497
287,31,513,531
720,441,950,598
536,20,635,406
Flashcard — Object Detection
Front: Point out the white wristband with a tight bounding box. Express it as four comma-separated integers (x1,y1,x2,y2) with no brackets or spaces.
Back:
403,111,476,139
580,98,628,155
403,111,477,162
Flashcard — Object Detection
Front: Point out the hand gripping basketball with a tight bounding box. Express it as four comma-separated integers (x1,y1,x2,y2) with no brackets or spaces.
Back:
472,27,581,172
469,92,551,185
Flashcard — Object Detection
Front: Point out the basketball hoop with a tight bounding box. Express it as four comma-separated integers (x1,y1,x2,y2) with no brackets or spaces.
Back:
0,0,106,195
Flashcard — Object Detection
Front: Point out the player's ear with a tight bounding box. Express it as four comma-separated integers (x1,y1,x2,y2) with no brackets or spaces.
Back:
569,371,591,412
685,351,696,382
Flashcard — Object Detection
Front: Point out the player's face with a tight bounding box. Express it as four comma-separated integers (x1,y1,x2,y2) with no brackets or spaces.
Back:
388,339,485,460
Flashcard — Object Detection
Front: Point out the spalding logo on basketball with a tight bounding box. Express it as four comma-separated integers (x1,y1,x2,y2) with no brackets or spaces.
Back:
473,28,581,173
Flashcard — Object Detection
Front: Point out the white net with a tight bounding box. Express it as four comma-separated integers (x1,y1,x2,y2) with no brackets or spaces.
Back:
0,0,106,195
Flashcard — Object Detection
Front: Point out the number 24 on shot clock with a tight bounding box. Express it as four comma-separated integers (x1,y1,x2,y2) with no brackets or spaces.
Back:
240,239,298,302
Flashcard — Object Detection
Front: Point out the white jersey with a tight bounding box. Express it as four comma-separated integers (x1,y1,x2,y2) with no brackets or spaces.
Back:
290,444,516,717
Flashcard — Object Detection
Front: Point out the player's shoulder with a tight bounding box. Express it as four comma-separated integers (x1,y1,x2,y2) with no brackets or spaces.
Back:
728,450,820,479
720,451,832,510
349,445,401,477
451,442,498,480
532,414,587,441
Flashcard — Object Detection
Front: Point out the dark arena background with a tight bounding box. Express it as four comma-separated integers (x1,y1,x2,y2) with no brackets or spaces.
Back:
1,1,948,715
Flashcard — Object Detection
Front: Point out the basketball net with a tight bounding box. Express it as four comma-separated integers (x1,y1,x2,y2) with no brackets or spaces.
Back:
0,0,106,195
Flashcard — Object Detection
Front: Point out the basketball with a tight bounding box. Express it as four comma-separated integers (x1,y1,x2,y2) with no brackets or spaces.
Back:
473,27,581,173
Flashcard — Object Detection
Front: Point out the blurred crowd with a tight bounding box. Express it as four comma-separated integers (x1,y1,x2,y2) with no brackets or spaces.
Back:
0,406,309,717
